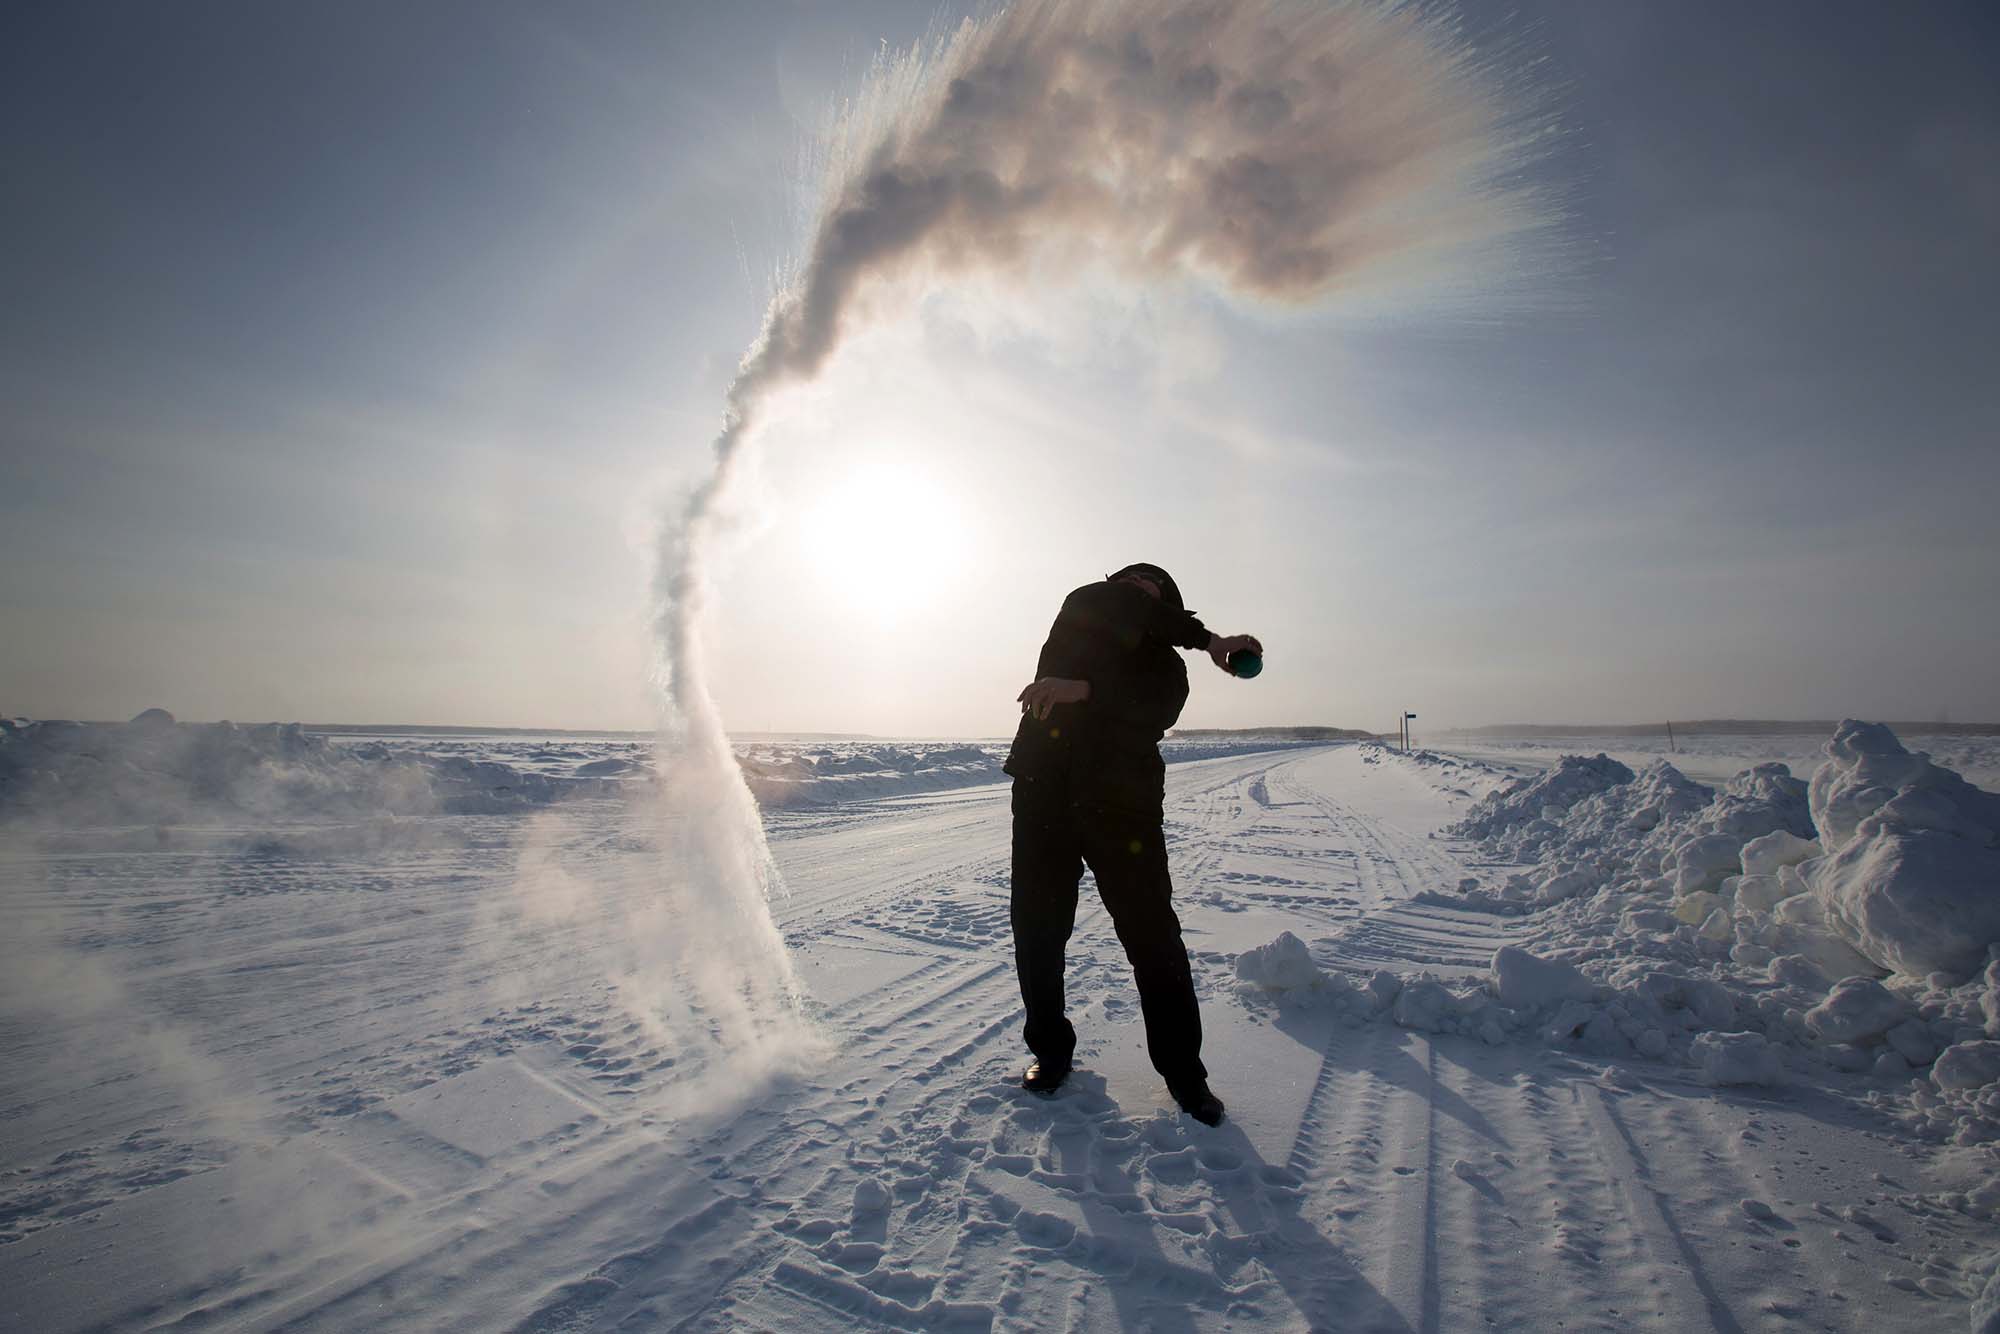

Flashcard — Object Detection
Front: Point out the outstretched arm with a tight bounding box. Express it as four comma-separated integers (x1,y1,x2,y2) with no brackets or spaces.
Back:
1203,632,1263,674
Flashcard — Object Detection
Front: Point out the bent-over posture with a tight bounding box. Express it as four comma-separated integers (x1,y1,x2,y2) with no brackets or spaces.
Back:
1002,563,1262,1126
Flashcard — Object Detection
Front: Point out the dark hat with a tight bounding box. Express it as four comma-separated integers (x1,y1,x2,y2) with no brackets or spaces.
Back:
1107,563,1185,612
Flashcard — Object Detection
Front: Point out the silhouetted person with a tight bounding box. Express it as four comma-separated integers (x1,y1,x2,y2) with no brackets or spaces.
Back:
1004,563,1262,1125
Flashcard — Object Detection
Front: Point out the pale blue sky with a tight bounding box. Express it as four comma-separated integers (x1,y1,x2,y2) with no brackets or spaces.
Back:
3,2,1996,734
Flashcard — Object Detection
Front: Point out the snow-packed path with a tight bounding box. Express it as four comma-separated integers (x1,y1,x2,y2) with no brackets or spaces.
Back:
2,745,1985,1331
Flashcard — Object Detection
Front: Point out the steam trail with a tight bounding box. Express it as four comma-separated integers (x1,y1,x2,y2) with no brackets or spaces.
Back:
649,0,1557,1037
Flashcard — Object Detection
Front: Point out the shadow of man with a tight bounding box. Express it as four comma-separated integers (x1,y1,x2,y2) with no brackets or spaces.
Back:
1024,1071,1412,1332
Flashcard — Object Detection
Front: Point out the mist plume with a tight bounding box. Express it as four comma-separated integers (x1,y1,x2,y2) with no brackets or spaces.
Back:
649,0,1557,1039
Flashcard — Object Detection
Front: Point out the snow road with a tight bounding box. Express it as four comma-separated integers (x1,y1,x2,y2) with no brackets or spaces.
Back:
2,745,1986,1331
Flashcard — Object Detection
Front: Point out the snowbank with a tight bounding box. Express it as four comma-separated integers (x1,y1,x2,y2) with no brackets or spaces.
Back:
0,713,624,826
736,744,1005,807
1275,722,2000,1147
1447,752,1635,842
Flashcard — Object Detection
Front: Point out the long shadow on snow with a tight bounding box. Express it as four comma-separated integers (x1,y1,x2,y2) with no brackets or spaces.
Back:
1269,1005,1512,1151
1027,1072,1410,1333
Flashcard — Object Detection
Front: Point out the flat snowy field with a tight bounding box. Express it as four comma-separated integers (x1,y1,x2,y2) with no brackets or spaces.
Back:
4,723,1999,1331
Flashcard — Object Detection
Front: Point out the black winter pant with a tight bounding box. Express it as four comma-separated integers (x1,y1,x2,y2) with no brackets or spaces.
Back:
1009,777,1207,1089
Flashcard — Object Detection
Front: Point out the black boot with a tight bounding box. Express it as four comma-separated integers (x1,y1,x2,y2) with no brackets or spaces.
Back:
1022,1059,1071,1094
1171,1080,1225,1126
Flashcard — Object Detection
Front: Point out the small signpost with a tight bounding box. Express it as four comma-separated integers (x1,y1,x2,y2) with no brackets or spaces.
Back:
1403,712,1417,752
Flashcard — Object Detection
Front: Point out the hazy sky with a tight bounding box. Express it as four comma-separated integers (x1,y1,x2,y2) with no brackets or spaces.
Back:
4,2,1996,735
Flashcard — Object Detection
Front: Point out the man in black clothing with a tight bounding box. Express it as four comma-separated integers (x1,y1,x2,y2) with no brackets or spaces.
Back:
1003,563,1262,1126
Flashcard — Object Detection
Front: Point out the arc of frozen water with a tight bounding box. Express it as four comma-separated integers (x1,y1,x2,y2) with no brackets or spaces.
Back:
648,0,1562,1048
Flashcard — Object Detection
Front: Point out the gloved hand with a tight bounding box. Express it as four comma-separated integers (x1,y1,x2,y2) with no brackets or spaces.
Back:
1206,633,1264,673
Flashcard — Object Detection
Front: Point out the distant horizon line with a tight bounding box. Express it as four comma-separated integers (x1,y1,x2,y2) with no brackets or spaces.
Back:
10,715,1998,739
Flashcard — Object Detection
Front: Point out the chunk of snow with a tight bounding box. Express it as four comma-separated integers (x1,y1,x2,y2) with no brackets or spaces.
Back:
1884,1019,1939,1067
1740,829,1820,878
1489,945,1597,1010
1730,942,1775,970
1674,890,1723,925
1768,954,1831,992
853,1178,891,1215
1619,907,1680,937
1234,932,1324,992
1806,721,2000,977
1934,1041,2000,1093
1366,970,1403,1008
1804,977,1918,1045
1673,834,1743,896
1692,1032,1782,1086
1394,977,1483,1032
1733,873,1792,914
1760,917,1882,985
1542,999,1598,1045
1629,969,1737,1029
1533,868,1596,905
1706,764,1813,844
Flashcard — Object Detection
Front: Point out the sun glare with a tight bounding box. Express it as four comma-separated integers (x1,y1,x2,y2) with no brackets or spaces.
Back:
798,462,973,624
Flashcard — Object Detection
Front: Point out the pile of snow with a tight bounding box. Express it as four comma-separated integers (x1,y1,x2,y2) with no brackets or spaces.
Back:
1160,735,1333,766
736,744,1005,806
1234,931,1330,993
1356,743,1509,796
1807,721,2000,979
1247,722,2000,1147
1447,752,1636,843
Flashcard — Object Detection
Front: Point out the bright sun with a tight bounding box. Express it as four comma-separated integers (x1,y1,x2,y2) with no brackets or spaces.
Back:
798,462,973,624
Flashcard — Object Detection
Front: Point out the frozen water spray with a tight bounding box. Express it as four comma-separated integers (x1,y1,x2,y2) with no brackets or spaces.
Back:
649,0,1559,1046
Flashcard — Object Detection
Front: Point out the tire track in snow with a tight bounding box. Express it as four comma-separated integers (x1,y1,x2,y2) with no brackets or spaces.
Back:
129,747,1385,1330
1579,1082,1747,1333
1377,1033,1443,1333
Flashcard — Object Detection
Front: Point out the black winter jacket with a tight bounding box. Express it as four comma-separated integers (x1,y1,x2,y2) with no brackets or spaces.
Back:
1003,580,1210,812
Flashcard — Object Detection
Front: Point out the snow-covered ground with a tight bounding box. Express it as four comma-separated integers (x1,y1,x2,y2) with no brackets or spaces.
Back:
4,719,1999,1330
